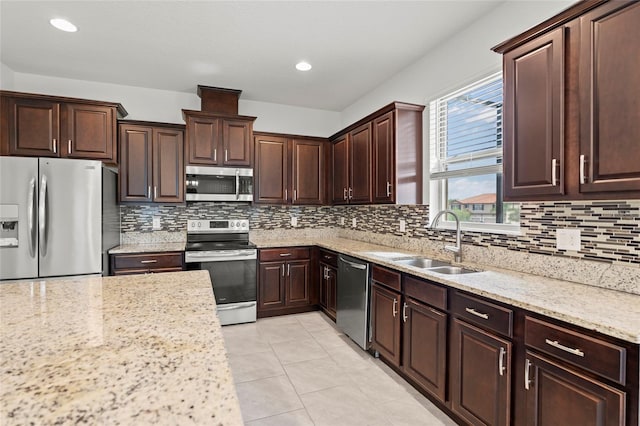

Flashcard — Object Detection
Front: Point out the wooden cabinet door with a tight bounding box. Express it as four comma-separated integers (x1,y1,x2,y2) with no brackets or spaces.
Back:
63,103,115,162
524,351,625,426
402,298,447,403
451,318,512,426
258,262,286,311
579,1,640,194
371,283,402,367
326,265,337,319
292,139,324,205
7,97,60,157
119,124,153,202
349,122,372,203
373,111,395,203
222,119,252,166
319,263,329,309
332,134,349,204
186,115,220,165
152,127,184,203
503,27,565,199
254,135,288,204
286,260,310,307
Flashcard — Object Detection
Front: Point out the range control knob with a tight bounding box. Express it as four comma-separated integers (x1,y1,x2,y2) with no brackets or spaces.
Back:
230,222,235,228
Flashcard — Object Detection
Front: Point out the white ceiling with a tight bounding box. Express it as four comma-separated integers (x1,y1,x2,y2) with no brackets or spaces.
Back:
0,1,504,111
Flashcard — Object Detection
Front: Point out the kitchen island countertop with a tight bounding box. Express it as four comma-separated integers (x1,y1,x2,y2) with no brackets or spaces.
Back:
0,270,242,425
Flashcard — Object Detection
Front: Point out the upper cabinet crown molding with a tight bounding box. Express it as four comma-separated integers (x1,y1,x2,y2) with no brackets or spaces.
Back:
0,90,127,117
495,0,640,201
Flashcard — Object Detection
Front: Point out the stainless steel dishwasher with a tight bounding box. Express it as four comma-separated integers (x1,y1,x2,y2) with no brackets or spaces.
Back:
336,255,370,350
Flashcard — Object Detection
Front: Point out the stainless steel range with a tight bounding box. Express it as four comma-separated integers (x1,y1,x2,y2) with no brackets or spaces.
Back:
185,219,257,325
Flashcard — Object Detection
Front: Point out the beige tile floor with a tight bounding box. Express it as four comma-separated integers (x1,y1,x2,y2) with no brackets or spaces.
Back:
222,311,458,426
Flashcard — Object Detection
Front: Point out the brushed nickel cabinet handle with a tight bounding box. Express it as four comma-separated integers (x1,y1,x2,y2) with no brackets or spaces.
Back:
68,140,72,154
281,264,285,277
225,149,228,162
343,188,347,200
279,253,292,257
154,186,157,199
524,359,532,390
293,189,297,201
147,186,151,199
551,159,557,186
348,187,353,199
580,154,587,184
287,263,290,276
285,189,288,201
402,302,408,323
386,181,392,197
545,339,585,357
52,139,57,154
465,307,489,320
140,259,157,264
214,149,217,162
499,347,506,376
392,299,398,317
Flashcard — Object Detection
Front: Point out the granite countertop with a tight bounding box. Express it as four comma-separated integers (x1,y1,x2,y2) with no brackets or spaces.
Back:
253,237,640,344
0,271,243,425
109,242,186,254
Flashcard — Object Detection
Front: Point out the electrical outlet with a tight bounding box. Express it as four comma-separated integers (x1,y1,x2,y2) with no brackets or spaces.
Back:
339,217,345,226
291,216,298,227
399,219,406,232
152,216,161,230
352,218,357,228
556,228,581,251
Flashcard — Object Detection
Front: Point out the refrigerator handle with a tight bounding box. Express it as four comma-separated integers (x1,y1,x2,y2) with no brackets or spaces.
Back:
38,174,48,257
27,176,37,258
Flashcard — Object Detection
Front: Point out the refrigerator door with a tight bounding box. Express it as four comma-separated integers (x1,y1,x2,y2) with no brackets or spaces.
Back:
0,157,39,280
39,158,102,277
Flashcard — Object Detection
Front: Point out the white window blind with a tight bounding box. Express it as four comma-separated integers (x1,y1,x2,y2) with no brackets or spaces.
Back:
429,73,503,181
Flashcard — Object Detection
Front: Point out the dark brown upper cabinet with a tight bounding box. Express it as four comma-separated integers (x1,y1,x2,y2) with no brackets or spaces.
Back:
254,132,326,205
330,102,424,205
494,0,640,201
119,121,184,204
183,110,255,167
0,91,126,164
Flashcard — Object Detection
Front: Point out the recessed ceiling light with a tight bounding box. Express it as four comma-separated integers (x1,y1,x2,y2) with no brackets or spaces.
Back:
50,18,77,33
296,61,312,72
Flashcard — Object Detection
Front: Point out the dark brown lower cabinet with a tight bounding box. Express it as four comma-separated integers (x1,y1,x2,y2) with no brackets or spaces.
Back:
402,297,447,403
110,252,184,275
318,261,337,321
524,351,625,426
371,283,402,367
258,262,286,311
286,260,311,307
451,318,512,426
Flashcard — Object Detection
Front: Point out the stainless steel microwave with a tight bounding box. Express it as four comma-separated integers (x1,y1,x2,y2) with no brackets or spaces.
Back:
185,166,253,202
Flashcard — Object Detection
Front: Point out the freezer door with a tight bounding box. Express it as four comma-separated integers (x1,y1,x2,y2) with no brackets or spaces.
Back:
39,158,102,277
0,157,39,280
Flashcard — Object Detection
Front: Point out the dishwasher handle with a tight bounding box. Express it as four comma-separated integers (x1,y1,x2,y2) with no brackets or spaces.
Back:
339,256,367,270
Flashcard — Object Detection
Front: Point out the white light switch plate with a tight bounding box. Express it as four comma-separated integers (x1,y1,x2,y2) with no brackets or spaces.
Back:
556,228,581,251
152,216,161,230
291,216,298,227
352,218,357,228
399,219,406,232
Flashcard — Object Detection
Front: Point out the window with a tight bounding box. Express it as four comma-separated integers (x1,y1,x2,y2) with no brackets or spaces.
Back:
429,73,520,233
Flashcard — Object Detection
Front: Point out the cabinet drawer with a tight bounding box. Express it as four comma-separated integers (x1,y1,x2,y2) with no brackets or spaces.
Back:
318,249,338,267
525,316,626,385
403,275,447,311
451,292,513,337
371,264,401,292
113,252,183,270
259,247,310,262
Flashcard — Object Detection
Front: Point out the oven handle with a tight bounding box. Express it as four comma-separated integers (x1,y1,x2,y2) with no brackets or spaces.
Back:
185,252,257,263
217,301,257,312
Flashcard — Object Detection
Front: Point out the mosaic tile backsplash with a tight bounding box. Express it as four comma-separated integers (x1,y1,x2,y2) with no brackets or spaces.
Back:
120,201,640,267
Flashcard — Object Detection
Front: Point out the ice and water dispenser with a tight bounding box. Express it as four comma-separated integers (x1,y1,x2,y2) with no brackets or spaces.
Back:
0,205,19,248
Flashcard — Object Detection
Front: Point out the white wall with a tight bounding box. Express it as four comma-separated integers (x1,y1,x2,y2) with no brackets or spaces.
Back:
0,62,15,90
340,0,575,126
10,71,341,136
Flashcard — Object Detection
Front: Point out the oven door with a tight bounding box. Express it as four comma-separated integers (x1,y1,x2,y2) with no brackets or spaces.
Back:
185,250,257,305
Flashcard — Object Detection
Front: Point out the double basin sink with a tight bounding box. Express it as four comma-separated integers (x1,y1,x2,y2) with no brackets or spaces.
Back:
361,251,480,275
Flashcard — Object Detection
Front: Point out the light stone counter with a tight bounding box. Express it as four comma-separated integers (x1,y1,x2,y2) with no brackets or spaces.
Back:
109,242,186,254
252,236,640,344
0,271,243,425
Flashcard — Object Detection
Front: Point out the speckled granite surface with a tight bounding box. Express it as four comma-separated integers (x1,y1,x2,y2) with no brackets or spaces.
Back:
109,242,186,254
0,271,243,425
252,235,640,343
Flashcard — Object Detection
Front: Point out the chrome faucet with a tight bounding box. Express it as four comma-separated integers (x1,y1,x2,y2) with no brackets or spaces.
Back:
430,210,462,263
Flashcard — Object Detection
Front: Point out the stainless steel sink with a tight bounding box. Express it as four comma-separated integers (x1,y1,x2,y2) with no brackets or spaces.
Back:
395,258,450,269
428,266,480,275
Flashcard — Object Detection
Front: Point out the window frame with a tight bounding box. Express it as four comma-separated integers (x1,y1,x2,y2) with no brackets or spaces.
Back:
428,72,521,235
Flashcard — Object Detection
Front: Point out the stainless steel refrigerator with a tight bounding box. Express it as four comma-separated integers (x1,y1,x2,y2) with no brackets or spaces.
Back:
0,156,119,280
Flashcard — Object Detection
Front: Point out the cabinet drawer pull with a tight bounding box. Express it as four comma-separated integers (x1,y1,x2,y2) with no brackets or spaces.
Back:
282,264,285,277
293,189,297,201
214,148,217,162
154,186,157,199
348,187,353,199
225,149,228,162
579,154,587,184
140,260,157,264
279,253,292,257
386,181,392,197
551,158,557,186
287,263,290,276
465,307,489,320
499,347,506,376
524,359,532,390
285,188,288,201
52,139,57,154
343,188,347,200
147,186,151,199
402,302,408,323
68,140,72,154
323,255,332,260
392,299,398,317
545,339,585,357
